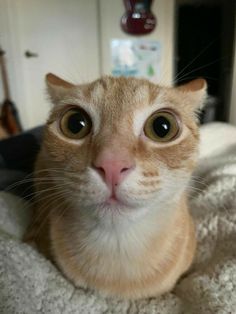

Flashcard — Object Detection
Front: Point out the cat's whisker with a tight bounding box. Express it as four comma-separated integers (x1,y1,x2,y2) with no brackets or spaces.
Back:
19,182,75,202
173,37,219,83
175,56,227,84
52,203,71,230
4,191,74,237
7,169,85,191
190,183,206,188
5,176,72,192
30,194,71,241
4,167,79,191
189,176,206,183
187,185,206,194
34,190,70,211
5,174,35,192
190,177,208,188
176,75,217,85
33,168,79,176
188,187,206,196
5,179,76,210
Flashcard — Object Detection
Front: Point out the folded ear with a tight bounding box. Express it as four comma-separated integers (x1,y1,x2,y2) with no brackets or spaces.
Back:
177,78,207,110
46,73,75,104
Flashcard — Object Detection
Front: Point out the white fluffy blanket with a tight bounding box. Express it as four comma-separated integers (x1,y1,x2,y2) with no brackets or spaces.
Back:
0,122,236,314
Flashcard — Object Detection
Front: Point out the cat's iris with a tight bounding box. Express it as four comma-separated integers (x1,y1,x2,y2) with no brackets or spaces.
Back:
60,108,92,139
144,110,180,142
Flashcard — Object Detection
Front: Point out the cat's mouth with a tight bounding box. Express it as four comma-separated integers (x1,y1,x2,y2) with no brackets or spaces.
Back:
105,193,124,206
102,190,127,208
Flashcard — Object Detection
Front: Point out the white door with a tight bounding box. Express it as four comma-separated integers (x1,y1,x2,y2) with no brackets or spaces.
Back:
0,0,100,129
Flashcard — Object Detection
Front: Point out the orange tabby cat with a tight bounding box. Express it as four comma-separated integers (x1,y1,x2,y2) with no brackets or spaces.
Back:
24,74,206,299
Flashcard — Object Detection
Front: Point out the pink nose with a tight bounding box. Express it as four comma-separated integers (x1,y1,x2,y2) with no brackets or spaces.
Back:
93,153,135,188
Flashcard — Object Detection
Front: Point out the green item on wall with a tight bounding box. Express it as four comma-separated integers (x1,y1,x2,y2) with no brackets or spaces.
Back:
147,64,155,76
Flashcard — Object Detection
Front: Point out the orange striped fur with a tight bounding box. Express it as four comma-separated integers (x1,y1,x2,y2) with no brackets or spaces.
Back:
24,74,206,299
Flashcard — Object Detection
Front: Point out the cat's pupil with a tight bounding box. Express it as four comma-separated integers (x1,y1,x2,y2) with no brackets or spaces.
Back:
153,116,171,138
67,113,86,134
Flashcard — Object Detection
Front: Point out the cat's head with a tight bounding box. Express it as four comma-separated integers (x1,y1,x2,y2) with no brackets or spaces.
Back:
41,74,206,218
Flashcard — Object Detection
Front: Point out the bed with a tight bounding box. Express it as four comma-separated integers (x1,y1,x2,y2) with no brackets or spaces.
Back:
0,122,236,313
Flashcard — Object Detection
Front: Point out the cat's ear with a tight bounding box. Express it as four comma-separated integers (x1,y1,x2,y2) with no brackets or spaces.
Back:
177,78,207,110
46,73,75,104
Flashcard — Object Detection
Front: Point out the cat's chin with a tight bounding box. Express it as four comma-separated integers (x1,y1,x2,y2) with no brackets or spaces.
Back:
92,194,139,213
105,196,122,206
100,195,129,209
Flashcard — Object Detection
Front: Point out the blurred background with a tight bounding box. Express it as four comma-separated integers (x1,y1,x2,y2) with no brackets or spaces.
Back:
0,0,235,136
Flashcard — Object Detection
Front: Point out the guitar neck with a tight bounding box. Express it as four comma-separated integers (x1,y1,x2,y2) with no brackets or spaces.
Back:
0,48,11,100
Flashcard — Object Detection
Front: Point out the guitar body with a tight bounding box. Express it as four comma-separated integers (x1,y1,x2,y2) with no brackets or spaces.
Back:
121,0,156,35
0,47,22,137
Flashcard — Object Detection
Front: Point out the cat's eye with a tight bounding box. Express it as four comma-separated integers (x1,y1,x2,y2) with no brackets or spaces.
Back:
59,108,92,139
144,110,180,142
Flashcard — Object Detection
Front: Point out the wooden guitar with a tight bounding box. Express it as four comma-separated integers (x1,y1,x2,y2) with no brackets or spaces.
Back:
121,0,156,35
0,47,22,137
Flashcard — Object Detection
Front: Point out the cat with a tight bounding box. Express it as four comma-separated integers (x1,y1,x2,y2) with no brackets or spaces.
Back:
24,73,206,299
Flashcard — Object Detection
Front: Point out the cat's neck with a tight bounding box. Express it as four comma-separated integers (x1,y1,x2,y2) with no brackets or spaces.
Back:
56,192,187,246
50,192,192,298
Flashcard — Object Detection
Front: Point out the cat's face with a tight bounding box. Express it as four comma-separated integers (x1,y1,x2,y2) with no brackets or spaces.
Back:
41,74,206,218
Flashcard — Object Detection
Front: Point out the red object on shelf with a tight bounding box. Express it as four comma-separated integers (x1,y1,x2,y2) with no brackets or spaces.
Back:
121,0,156,35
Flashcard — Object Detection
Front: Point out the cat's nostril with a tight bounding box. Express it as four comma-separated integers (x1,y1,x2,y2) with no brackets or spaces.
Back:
95,166,105,177
93,159,135,187
121,167,130,173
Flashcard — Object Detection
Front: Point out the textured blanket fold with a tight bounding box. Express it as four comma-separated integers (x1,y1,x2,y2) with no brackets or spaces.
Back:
0,122,236,314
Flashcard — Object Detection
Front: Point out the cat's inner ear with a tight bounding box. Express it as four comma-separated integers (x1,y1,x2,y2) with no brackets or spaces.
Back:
177,78,207,110
46,73,75,89
177,78,206,92
46,73,75,104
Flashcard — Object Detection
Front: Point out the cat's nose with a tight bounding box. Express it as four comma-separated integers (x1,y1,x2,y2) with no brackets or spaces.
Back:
93,153,135,188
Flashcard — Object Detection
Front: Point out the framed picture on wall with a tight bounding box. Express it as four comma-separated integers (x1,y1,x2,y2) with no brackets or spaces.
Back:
111,39,161,82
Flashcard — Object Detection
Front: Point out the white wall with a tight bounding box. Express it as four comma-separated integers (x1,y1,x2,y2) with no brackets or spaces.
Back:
0,0,175,129
99,0,175,86
0,0,100,129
